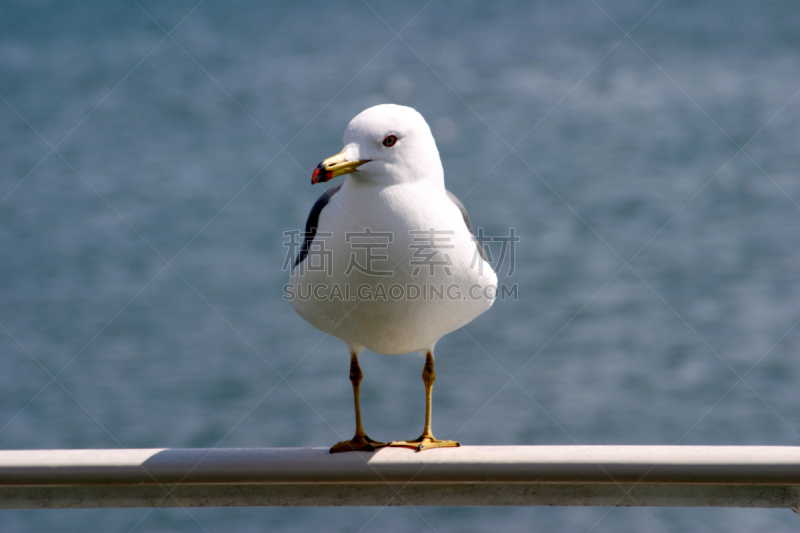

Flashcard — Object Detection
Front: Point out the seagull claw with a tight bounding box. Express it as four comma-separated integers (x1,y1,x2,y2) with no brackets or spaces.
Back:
388,436,460,452
330,435,388,453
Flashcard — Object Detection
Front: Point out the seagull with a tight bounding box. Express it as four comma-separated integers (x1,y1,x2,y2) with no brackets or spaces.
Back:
288,104,497,452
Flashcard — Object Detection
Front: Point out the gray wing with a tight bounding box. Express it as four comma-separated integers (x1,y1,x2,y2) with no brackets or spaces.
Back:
294,182,343,268
446,189,489,262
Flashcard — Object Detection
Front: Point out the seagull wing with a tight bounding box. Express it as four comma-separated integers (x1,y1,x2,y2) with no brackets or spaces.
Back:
294,182,344,268
446,189,488,263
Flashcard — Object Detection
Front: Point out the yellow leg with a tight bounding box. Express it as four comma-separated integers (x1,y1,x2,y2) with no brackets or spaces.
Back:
389,352,460,451
330,352,387,453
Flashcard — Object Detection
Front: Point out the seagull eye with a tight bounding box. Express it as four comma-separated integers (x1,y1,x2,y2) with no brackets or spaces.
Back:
382,135,398,147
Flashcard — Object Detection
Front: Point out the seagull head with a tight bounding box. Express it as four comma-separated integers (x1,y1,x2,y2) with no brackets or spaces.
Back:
312,104,444,187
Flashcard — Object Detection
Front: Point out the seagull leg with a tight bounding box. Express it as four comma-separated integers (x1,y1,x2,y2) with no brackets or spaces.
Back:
330,351,387,453
390,351,460,451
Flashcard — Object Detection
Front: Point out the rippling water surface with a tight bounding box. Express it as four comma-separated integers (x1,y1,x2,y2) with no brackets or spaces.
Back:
2,1,800,531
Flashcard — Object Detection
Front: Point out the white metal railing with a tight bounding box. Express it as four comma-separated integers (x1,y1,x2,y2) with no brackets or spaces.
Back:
0,446,799,510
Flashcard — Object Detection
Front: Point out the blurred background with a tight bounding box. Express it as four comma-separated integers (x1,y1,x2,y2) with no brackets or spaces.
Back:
2,1,800,531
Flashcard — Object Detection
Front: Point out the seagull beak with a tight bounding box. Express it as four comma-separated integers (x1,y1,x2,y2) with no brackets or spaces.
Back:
312,150,370,184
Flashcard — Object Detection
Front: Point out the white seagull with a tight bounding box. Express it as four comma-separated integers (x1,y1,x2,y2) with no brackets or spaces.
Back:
288,104,497,452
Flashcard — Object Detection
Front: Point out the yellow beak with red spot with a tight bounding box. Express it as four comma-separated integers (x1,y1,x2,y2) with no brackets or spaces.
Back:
311,150,371,184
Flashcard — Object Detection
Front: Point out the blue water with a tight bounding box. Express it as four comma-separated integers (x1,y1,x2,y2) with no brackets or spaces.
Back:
2,1,800,531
